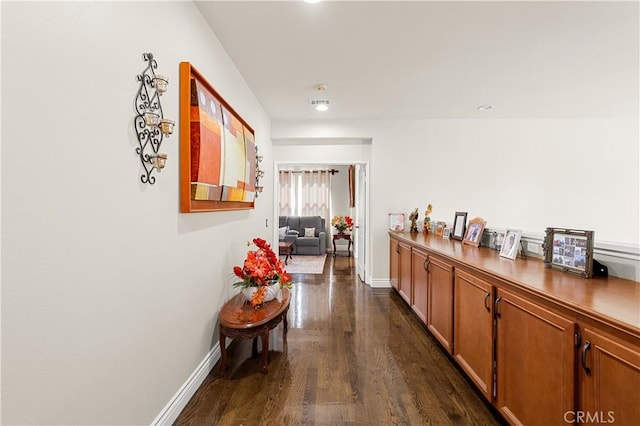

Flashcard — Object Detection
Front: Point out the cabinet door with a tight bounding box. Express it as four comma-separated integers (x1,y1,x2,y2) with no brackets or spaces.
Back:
389,238,399,290
398,242,412,304
453,269,493,401
411,247,429,324
427,257,454,353
579,327,640,424
495,288,576,426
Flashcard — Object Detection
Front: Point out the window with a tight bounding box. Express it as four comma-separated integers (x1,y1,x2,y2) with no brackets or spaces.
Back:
279,170,330,220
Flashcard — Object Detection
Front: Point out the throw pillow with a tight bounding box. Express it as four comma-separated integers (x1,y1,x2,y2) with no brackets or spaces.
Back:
278,226,288,238
304,227,315,237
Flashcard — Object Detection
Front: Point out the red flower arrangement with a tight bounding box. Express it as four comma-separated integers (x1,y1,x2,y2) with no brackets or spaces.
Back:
331,215,354,233
233,238,292,308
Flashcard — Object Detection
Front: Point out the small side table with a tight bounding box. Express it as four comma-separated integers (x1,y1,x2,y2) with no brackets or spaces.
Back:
279,241,293,265
218,288,290,374
332,233,352,257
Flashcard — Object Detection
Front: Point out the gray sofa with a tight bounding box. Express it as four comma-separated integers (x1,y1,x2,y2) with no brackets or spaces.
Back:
279,215,327,255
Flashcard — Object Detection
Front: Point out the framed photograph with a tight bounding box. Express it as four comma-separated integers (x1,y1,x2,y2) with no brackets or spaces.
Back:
480,229,494,248
452,212,467,241
493,231,505,251
543,227,594,278
389,213,405,231
443,227,451,239
500,229,523,260
462,217,486,247
435,221,446,236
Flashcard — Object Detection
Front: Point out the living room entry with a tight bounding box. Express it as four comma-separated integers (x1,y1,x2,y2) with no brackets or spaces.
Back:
275,163,368,282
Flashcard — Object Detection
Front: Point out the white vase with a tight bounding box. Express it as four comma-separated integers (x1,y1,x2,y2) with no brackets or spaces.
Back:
242,282,282,304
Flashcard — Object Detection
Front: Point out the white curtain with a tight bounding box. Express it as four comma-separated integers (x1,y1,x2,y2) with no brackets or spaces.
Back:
279,170,331,223
279,170,292,216
300,170,330,221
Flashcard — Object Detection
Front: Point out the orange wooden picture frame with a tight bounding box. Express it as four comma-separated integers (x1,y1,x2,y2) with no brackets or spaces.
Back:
179,62,256,213
462,217,487,247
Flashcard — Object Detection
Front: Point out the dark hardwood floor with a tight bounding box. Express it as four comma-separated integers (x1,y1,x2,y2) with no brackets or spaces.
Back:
175,255,501,425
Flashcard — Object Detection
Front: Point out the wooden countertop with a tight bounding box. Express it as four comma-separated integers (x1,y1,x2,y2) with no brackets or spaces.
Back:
390,231,640,337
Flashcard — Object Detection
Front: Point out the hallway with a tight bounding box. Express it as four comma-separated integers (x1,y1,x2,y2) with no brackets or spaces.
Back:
175,256,500,425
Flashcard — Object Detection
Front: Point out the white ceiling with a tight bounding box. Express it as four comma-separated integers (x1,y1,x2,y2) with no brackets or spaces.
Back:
195,1,638,120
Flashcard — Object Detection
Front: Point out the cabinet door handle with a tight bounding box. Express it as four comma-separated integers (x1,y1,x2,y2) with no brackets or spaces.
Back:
494,296,502,318
484,292,491,312
581,341,592,376
396,244,400,253
424,259,430,271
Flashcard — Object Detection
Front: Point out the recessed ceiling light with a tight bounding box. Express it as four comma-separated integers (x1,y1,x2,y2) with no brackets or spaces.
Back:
304,0,322,4
477,104,493,111
311,99,330,111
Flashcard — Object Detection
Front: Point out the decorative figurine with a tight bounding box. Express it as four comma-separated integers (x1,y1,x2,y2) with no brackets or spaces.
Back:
423,204,433,234
409,208,419,233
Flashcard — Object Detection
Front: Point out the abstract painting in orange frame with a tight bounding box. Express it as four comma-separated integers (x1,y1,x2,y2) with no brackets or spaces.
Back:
180,62,256,212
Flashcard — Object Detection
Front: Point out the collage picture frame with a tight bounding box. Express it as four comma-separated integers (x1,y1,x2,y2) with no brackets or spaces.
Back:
543,227,594,278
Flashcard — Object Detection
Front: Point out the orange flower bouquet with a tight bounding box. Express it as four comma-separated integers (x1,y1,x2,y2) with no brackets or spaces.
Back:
232,238,292,308
331,215,354,234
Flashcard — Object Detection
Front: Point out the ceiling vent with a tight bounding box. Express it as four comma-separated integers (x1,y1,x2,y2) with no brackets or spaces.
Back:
311,99,330,111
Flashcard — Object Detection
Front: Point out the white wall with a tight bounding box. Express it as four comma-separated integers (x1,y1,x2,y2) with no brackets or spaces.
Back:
2,2,273,424
272,118,640,281
330,165,351,221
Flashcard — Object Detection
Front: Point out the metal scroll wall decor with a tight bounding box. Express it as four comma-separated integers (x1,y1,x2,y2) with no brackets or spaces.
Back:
255,146,264,197
134,52,175,184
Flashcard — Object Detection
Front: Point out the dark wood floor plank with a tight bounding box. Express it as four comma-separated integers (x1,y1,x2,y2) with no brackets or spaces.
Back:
175,256,500,425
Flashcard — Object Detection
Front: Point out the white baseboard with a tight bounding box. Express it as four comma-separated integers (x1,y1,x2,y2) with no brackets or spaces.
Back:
151,344,221,425
369,278,391,288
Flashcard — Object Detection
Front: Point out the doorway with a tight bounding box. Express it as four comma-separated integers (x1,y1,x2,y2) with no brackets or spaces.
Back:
274,161,370,284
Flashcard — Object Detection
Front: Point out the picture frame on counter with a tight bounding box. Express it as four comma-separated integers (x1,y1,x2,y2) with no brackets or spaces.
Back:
452,211,467,240
435,221,446,236
443,227,451,239
500,229,523,260
493,231,505,250
543,227,594,278
480,229,495,248
462,217,486,247
388,213,405,231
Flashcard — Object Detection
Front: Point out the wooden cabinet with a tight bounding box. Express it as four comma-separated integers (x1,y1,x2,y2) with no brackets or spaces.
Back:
389,238,399,291
411,247,429,324
388,232,640,426
495,288,576,425
453,269,494,401
579,326,640,425
427,256,454,353
398,241,412,304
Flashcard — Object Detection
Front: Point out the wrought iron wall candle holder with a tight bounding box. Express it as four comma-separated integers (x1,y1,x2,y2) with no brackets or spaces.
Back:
134,52,174,184
255,147,265,197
